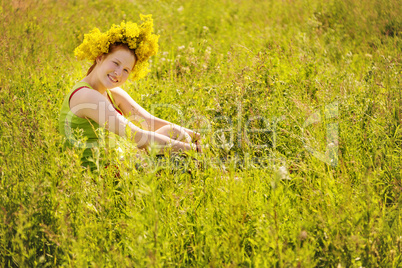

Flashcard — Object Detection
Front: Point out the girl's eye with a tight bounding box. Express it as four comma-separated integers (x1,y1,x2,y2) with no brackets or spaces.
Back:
124,69,129,73
113,61,118,65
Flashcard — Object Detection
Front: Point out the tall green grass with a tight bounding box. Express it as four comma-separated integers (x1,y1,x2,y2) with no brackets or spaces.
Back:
1,0,401,266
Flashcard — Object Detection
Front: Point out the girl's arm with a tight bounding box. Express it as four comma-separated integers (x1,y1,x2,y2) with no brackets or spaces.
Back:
109,87,201,142
69,88,195,154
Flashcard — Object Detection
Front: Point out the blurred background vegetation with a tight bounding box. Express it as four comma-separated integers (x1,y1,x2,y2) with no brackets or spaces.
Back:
0,0,401,266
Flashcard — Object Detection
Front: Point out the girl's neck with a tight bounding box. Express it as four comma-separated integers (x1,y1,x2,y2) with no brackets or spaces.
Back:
81,74,107,95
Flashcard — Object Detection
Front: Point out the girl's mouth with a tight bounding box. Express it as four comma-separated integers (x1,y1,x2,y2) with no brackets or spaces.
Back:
108,74,118,83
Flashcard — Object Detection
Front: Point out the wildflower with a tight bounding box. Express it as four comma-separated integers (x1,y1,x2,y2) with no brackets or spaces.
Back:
274,165,291,180
74,14,159,81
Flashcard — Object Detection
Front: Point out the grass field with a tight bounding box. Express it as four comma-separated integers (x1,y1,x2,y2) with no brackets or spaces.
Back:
1,0,401,266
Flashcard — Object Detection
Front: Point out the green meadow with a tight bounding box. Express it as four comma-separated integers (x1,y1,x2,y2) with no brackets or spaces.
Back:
1,0,401,266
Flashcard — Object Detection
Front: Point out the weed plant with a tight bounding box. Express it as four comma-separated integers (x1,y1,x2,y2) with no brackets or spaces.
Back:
0,0,401,266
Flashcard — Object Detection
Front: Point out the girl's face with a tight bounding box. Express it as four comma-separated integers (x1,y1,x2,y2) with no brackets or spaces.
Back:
96,47,136,89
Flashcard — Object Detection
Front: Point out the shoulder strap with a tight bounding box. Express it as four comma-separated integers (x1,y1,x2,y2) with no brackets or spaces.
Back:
68,81,93,104
69,86,90,103
106,89,124,115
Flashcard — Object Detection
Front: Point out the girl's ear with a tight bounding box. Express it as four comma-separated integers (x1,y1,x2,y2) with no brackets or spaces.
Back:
96,55,103,64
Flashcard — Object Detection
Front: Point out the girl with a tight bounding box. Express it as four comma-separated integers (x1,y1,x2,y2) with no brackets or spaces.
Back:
59,15,201,170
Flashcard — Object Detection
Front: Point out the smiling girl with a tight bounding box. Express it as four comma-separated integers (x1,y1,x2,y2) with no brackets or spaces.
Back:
59,15,201,170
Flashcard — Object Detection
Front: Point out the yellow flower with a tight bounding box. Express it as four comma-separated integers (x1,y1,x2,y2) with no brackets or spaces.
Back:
74,14,159,80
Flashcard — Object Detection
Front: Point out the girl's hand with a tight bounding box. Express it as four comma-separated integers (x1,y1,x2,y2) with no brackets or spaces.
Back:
191,132,201,143
155,125,192,143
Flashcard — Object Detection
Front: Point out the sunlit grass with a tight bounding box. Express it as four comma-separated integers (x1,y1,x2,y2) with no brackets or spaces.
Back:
0,0,401,266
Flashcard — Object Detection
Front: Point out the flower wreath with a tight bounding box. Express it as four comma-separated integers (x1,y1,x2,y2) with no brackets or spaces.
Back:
74,14,159,81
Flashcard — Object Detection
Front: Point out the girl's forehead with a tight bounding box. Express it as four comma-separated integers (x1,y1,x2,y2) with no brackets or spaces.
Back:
108,48,136,67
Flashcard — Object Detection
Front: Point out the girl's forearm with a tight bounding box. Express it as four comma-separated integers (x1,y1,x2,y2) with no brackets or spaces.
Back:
148,117,200,141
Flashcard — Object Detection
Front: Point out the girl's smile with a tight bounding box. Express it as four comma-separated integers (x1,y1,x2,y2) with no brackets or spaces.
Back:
108,74,119,83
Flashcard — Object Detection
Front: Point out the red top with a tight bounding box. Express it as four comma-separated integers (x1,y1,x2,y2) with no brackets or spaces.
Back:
69,86,123,115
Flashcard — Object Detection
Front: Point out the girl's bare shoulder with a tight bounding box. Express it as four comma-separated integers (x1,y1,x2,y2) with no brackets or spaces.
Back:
70,87,105,105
